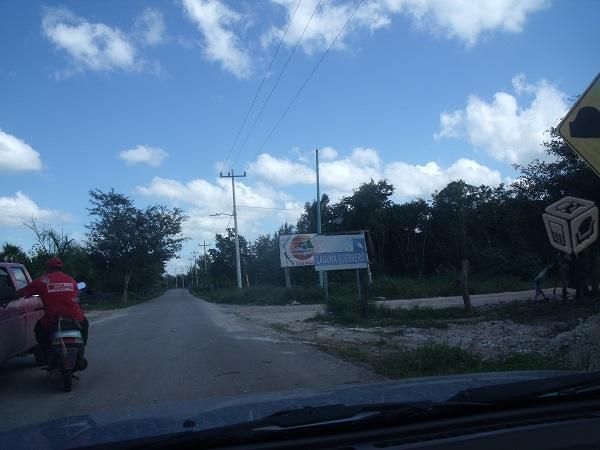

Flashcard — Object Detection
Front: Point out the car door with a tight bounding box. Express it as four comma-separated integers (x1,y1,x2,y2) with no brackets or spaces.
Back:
9,266,44,353
0,267,26,362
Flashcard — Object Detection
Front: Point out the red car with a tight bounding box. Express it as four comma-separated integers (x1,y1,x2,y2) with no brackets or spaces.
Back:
0,262,45,364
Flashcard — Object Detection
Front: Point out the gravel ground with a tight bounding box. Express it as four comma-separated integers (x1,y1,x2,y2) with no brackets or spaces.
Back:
222,298,600,369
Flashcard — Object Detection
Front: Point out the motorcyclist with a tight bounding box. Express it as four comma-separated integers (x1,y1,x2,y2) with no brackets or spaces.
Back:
16,257,88,353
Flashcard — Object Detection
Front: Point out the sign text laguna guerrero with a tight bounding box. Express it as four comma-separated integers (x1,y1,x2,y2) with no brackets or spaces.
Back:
313,234,369,271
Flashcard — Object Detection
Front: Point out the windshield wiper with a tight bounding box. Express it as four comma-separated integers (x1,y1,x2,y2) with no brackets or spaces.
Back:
449,371,600,404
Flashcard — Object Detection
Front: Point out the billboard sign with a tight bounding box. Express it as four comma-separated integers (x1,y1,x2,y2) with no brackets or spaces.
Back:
313,233,369,271
279,234,316,267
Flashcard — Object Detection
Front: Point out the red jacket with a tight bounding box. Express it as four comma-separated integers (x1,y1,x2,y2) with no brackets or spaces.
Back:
18,271,85,328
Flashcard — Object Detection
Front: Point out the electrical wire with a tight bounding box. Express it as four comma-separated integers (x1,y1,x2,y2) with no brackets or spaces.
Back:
231,0,323,167
252,0,364,160
222,0,303,170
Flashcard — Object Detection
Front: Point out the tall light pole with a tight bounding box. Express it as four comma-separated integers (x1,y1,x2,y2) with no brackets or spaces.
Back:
316,149,324,288
219,169,246,289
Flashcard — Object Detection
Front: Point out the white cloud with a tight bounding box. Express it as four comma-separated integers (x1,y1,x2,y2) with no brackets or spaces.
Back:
435,74,568,164
385,158,502,197
0,192,69,227
251,147,502,200
320,146,338,160
0,129,43,172
396,0,550,46
264,0,549,53
434,110,463,140
182,0,251,78
249,153,315,186
119,145,169,167
137,176,292,239
42,7,139,73
134,8,166,45
320,147,382,195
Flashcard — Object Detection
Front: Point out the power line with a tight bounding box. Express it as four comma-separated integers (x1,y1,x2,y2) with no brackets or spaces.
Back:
232,0,323,167
222,0,303,170
253,0,364,160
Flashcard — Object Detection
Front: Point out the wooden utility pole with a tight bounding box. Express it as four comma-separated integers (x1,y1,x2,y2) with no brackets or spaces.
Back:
199,241,210,273
459,259,473,315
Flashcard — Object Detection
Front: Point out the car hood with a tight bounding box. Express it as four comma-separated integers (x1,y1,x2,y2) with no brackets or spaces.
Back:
0,370,573,449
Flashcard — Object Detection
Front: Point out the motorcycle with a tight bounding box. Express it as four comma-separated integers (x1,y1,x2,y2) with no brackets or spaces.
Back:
43,282,88,392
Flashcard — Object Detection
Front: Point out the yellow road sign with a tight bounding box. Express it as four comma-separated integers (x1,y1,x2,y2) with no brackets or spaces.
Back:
558,73,600,177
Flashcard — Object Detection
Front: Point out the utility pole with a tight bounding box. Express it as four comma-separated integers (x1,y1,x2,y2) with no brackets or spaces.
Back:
220,169,246,289
199,241,210,273
191,252,199,286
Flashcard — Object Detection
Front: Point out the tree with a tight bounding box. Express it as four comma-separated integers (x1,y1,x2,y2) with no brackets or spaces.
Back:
22,220,94,280
0,243,30,265
86,189,187,303
207,228,251,288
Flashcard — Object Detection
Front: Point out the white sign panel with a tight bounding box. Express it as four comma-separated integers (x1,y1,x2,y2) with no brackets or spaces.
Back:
543,196,598,254
313,234,369,271
279,234,316,267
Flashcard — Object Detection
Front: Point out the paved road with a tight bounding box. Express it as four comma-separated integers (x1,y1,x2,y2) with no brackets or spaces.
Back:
0,289,378,432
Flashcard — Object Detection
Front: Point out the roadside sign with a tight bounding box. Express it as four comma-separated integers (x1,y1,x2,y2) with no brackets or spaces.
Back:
557,73,600,177
313,234,369,271
279,234,316,267
543,196,598,254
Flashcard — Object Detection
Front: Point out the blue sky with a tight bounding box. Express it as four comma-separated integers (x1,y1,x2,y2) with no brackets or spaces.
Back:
0,0,598,273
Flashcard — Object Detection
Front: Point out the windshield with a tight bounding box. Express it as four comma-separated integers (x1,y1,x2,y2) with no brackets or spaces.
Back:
1,0,599,442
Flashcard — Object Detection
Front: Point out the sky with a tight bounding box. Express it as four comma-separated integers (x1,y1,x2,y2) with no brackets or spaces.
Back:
0,0,599,274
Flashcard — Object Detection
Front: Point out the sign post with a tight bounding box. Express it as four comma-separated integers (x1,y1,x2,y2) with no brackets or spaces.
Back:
557,73,600,177
314,233,370,318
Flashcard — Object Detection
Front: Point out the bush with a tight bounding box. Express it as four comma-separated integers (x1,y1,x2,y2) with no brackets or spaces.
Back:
331,343,574,379
191,285,324,306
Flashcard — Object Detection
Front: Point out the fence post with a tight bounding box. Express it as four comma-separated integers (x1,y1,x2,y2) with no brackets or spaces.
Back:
460,259,473,315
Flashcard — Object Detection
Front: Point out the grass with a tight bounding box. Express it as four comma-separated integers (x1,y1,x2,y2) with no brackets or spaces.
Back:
83,288,166,310
485,298,600,326
190,285,324,306
311,290,600,330
310,295,470,329
320,342,576,379
371,275,536,300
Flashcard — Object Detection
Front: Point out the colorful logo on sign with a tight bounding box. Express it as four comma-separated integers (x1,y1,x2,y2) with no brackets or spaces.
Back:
290,235,314,261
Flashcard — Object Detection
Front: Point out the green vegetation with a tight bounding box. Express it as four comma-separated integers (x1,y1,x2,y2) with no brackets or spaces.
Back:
184,129,598,302
190,284,323,306
311,295,468,328
321,342,575,379
487,299,600,325
311,292,600,330
1,189,186,306
371,275,536,299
